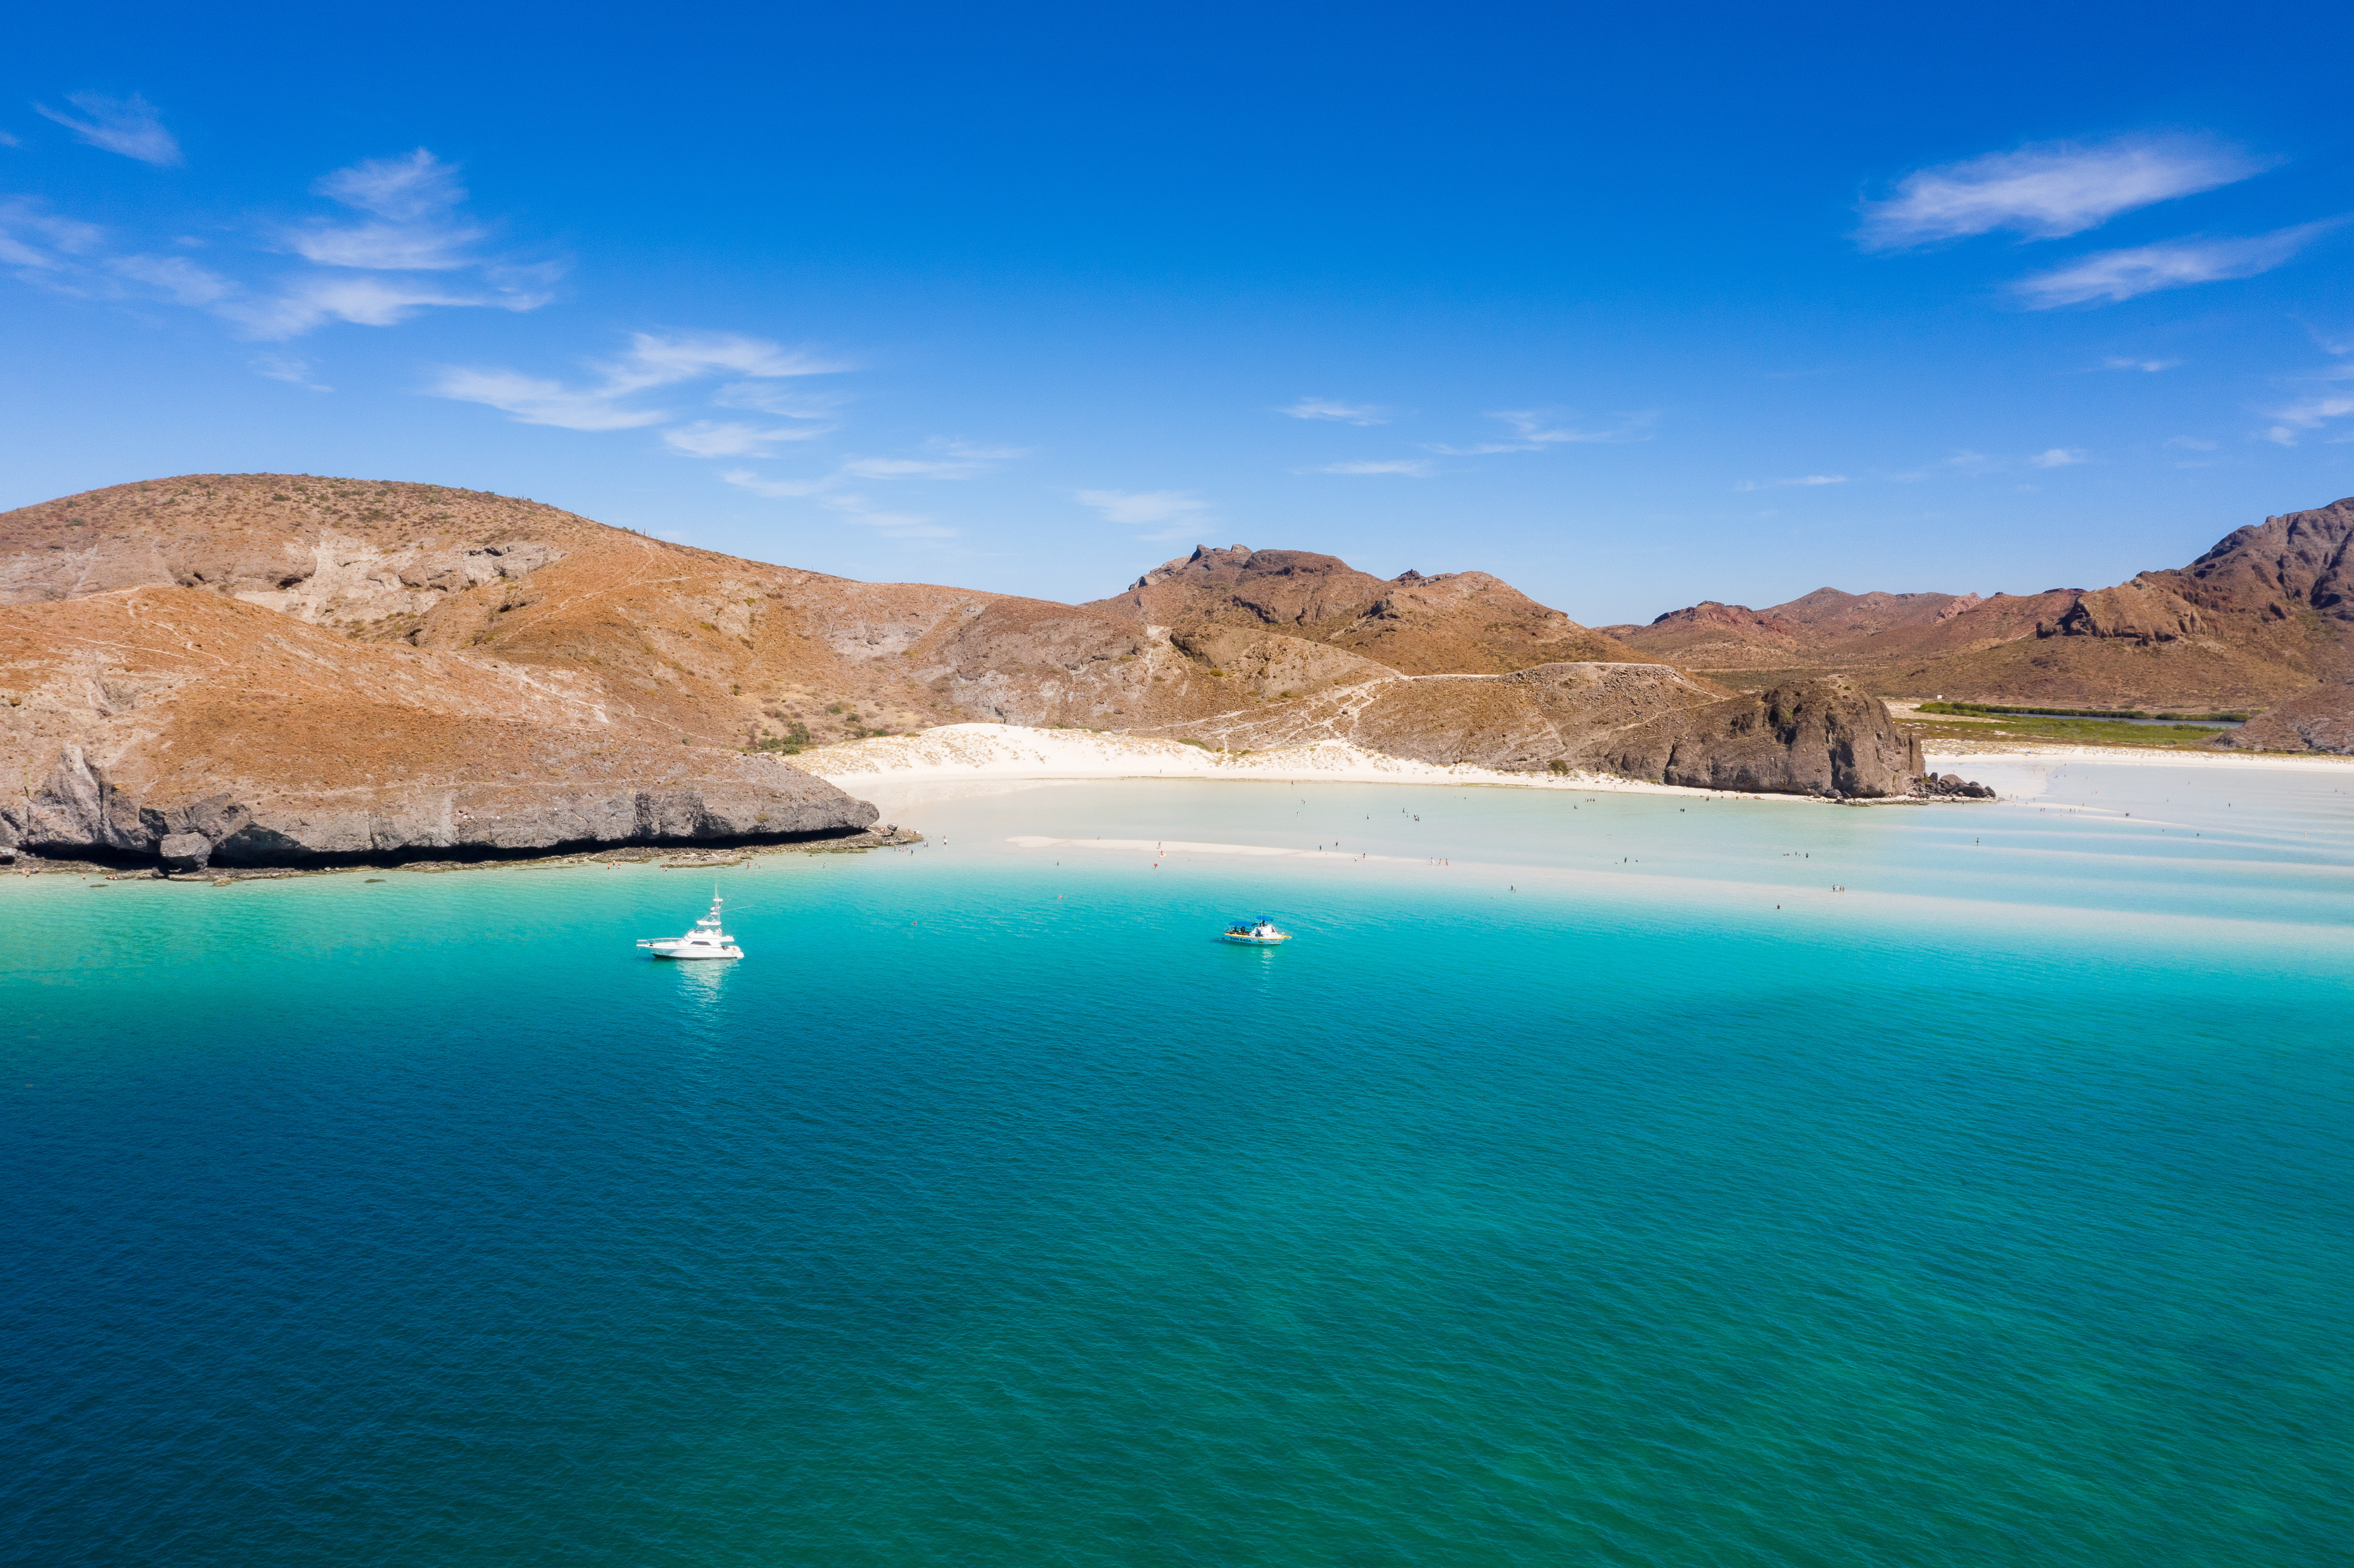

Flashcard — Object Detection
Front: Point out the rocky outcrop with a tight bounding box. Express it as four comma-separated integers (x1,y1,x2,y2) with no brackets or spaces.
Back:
158,832,212,871
2,744,869,867
2211,681,2354,754
2035,579,2206,642
1917,772,1997,799
1624,681,1924,797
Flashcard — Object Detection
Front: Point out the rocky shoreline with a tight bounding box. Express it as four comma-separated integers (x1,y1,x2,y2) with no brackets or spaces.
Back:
3,823,924,883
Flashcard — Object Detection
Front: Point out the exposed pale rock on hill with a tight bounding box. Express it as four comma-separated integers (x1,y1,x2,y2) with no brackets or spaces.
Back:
2,476,1935,867
1599,500,2354,734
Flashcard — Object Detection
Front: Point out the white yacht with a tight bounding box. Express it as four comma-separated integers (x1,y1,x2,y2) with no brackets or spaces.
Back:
639,893,743,960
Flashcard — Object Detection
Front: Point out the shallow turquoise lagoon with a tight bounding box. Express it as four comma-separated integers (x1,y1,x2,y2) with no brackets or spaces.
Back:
4,765,2351,1566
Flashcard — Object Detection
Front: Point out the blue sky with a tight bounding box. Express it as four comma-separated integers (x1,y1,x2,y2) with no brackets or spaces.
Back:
5,1,2351,624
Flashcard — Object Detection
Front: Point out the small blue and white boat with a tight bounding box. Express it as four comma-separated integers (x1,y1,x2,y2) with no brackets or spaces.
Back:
1219,916,1291,946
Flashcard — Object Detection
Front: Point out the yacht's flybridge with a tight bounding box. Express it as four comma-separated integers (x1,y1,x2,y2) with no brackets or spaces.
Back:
639,892,743,960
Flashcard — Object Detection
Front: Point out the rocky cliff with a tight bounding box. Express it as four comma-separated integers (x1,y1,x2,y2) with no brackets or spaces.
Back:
0,585,873,868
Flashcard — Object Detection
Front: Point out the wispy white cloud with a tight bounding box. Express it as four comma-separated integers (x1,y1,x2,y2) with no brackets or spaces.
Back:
822,494,956,538
107,252,234,305
1857,134,2267,250
1075,489,1211,526
719,470,826,499
720,470,953,537
839,440,1026,479
2101,356,2181,372
35,91,181,166
2260,396,2354,446
1884,447,2098,479
1281,397,1391,425
1734,473,1846,492
1427,408,1655,454
661,420,833,458
1311,459,1434,477
2013,222,2341,308
0,130,22,148
251,352,330,392
598,331,841,395
717,439,1021,537
431,367,673,431
1886,451,1994,482
0,198,105,270
433,330,844,432
287,149,481,271
223,273,542,339
3,147,562,340
712,380,843,417
317,148,461,222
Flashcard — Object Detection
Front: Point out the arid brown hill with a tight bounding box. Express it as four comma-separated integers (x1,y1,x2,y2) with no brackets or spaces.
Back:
1,475,1934,866
1085,544,1650,675
1599,499,2354,734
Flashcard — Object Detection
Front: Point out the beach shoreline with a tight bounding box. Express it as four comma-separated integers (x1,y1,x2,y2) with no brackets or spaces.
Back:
801,723,1841,804
797,722,2352,804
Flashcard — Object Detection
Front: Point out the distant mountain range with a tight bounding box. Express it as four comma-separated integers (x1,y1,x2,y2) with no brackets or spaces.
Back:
1597,500,2354,726
3,475,2345,868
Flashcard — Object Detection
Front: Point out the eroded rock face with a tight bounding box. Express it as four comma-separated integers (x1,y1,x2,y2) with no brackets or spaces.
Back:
2036,579,2206,642
1597,679,1925,797
2,743,874,867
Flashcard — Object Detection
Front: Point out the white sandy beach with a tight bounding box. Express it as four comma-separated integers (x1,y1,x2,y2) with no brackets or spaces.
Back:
798,722,2352,815
800,724,1741,801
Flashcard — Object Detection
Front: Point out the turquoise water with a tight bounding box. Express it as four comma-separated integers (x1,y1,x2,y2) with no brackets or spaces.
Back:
4,765,2351,1566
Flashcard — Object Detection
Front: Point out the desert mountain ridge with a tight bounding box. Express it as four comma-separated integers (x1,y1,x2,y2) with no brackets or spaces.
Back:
2,473,1930,866
1597,498,2354,728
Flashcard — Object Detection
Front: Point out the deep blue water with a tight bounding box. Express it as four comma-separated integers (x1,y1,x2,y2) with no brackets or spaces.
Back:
4,768,2351,1566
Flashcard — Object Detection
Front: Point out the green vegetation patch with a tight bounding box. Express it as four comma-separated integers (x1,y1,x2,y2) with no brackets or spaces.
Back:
1921,700,2248,722
751,720,814,755
1910,712,2233,748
